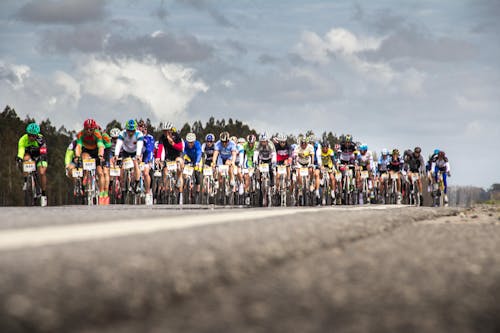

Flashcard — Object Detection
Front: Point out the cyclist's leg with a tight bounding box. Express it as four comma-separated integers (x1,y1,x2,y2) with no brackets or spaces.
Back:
176,156,184,190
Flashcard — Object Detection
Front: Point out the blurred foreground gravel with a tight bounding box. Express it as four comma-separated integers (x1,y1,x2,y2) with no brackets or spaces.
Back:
1,205,499,333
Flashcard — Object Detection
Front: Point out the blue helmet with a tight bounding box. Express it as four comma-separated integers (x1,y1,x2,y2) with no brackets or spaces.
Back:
433,149,440,155
359,144,368,151
205,133,215,142
125,119,137,131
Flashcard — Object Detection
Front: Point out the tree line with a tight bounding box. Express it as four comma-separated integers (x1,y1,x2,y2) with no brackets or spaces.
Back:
0,105,344,206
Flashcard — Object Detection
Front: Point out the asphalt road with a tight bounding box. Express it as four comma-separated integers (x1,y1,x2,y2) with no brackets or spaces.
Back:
1,205,499,333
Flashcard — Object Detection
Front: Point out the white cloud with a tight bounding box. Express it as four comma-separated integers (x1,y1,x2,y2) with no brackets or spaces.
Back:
79,56,208,122
0,61,31,90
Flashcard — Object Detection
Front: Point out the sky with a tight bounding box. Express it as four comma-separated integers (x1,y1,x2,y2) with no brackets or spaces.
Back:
0,0,499,188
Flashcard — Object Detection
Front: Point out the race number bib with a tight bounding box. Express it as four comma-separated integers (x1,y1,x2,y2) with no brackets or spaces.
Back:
22,161,36,173
122,157,134,170
83,158,96,171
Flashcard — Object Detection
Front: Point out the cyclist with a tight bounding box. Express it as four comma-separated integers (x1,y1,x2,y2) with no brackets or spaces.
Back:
431,150,451,205
138,120,155,204
212,131,238,187
242,134,257,204
275,133,293,192
74,118,105,201
183,132,202,201
388,148,404,204
100,127,113,205
156,121,185,203
404,147,425,205
235,137,246,195
293,135,315,196
17,122,48,205
253,133,277,198
308,134,322,202
201,133,216,168
357,144,374,204
113,119,144,194
377,148,391,203
319,140,337,203
64,136,78,182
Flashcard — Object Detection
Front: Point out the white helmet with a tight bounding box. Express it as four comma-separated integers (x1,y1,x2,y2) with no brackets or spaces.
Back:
277,133,287,142
237,137,246,144
110,128,121,138
161,121,173,131
259,132,268,142
186,132,196,143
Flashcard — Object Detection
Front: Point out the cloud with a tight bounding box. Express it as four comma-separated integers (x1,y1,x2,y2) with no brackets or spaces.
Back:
176,0,235,28
39,28,214,63
107,31,214,63
362,27,476,62
16,0,108,25
258,54,279,65
0,61,30,89
40,26,107,53
0,58,208,129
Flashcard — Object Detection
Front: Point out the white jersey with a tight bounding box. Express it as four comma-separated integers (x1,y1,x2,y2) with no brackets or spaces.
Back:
358,151,374,171
115,130,144,156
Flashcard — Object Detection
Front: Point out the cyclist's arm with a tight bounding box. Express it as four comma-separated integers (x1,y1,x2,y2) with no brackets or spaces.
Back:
114,138,124,157
135,136,144,158
195,142,203,165
64,149,74,167
17,135,28,159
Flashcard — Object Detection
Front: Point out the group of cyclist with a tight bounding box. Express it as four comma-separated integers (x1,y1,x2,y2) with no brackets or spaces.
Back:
17,119,452,206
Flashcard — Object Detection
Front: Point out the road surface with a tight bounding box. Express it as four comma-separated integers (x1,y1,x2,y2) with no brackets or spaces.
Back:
0,205,499,333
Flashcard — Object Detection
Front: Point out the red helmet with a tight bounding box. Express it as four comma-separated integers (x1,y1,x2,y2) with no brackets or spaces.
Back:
84,118,97,129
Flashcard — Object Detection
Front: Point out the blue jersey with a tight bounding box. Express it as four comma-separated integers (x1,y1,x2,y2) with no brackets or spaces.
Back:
214,140,237,159
184,140,202,165
142,134,155,163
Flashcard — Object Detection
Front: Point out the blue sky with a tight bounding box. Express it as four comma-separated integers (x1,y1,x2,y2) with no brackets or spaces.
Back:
0,0,499,188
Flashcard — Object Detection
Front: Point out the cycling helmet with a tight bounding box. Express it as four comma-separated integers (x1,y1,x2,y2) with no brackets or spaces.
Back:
298,135,307,144
161,121,174,131
110,128,121,138
438,150,446,158
359,144,368,151
26,123,40,135
381,148,389,155
259,132,268,142
83,118,97,129
137,120,146,128
237,137,246,144
404,149,413,156
414,146,422,154
433,149,440,155
230,136,237,143
392,148,400,156
321,140,330,148
220,131,230,142
186,132,196,143
334,143,340,151
276,133,287,142
125,119,137,131
205,133,215,142
345,134,352,142
247,134,256,144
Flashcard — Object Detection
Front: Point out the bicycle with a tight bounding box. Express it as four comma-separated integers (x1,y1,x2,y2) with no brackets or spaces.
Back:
388,171,400,205
108,163,122,204
22,160,44,206
121,157,136,205
71,166,84,205
295,166,312,206
258,163,272,207
359,170,370,205
182,165,197,204
217,165,232,205
202,166,216,205
164,160,180,205
152,160,166,204
275,165,288,207
432,171,446,207
408,172,421,206
339,164,355,205
82,158,99,206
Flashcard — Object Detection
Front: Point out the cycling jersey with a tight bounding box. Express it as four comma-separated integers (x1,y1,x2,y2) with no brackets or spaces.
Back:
184,140,202,165
243,142,256,168
339,141,357,163
18,133,47,160
276,143,293,164
388,156,403,172
235,143,245,166
214,140,237,163
378,156,390,173
76,129,104,150
102,133,112,149
320,148,335,169
405,153,425,173
357,151,374,171
64,139,77,166
115,130,144,157
294,144,314,166
254,141,276,164
142,134,155,163
431,157,450,173
202,142,215,166
158,132,184,161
